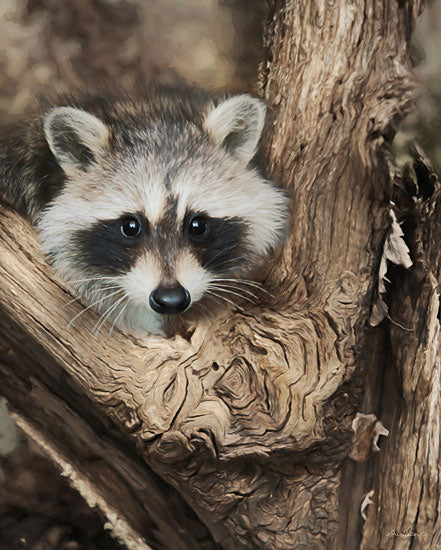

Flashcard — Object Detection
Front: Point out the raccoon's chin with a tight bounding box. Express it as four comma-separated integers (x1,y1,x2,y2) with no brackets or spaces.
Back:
113,301,165,335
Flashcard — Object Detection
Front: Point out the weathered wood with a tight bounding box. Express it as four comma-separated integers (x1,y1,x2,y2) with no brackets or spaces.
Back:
0,220,216,550
357,154,441,549
0,1,434,549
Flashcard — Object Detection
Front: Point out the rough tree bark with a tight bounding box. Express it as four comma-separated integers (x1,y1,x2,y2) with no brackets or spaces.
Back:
0,1,438,549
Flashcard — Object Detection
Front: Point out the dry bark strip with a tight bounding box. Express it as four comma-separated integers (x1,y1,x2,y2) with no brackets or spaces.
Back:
0,1,435,549
356,153,441,550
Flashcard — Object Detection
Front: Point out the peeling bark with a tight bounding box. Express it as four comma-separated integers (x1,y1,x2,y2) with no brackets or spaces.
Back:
358,151,441,549
0,1,437,549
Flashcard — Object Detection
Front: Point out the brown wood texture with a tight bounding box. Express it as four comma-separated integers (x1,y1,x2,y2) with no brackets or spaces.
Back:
357,153,441,550
0,213,216,550
0,1,436,549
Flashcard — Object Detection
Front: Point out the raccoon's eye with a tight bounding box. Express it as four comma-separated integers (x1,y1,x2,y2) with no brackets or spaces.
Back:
188,216,209,240
121,215,142,238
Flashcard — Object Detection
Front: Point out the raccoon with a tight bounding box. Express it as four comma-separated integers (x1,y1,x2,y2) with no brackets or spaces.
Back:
0,86,289,334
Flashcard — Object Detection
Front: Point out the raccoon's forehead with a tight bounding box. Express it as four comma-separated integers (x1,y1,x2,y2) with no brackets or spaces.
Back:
54,147,262,227
51,156,169,225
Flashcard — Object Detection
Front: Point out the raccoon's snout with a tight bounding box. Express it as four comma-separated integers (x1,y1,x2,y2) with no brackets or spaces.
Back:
149,284,191,315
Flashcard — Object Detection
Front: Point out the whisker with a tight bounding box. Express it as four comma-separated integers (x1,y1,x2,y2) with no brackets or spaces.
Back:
204,292,223,307
209,256,245,271
203,244,240,269
94,294,125,334
62,285,123,309
65,276,121,285
213,278,263,286
206,289,243,310
62,296,81,308
94,293,127,334
210,282,259,300
67,289,123,328
213,278,274,297
208,285,256,304
109,298,130,335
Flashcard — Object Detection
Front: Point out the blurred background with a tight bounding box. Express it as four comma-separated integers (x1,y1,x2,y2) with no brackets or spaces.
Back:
0,0,440,549
0,0,266,121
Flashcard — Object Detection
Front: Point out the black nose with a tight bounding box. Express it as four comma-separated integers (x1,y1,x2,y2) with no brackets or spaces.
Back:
149,285,191,314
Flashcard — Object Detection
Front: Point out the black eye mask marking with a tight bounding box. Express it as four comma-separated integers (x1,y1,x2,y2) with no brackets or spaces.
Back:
70,211,148,275
68,208,249,279
183,211,250,273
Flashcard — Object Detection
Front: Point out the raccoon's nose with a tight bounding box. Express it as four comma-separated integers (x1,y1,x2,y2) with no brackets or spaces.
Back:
149,284,191,314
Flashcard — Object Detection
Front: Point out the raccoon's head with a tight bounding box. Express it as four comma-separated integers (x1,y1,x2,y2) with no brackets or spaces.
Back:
37,92,289,334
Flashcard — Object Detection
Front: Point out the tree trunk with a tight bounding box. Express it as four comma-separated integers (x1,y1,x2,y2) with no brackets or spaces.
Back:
0,1,438,549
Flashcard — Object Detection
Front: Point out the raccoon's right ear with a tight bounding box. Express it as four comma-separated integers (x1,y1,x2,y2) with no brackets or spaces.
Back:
43,107,109,175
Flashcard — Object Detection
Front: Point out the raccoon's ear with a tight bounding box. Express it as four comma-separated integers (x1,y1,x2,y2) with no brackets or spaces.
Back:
204,95,266,164
44,107,109,175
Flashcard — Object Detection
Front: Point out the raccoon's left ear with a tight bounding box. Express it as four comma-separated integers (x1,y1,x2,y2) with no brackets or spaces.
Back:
204,95,266,164
44,107,110,176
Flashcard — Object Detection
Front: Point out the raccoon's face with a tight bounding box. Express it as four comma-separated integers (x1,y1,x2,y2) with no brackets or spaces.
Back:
37,93,289,334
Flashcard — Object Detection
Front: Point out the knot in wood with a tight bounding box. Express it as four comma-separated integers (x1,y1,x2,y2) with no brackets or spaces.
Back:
150,430,194,463
214,357,265,413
